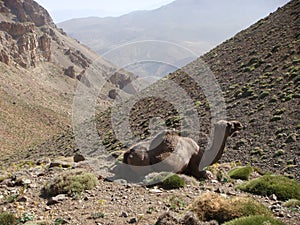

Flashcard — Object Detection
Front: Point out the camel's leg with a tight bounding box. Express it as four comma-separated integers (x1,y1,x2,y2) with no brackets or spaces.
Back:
186,149,208,179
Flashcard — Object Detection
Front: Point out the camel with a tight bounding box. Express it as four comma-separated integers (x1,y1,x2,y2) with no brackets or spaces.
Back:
119,120,243,180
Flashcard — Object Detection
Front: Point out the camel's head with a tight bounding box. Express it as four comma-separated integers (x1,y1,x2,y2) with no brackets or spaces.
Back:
123,148,149,166
215,120,243,137
226,120,243,136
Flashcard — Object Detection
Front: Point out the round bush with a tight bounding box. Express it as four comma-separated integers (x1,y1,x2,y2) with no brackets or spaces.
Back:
43,170,98,197
0,212,17,225
190,193,272,224
228,166,253,180
237,175,300,200
160,174,186,190
223,215,285,225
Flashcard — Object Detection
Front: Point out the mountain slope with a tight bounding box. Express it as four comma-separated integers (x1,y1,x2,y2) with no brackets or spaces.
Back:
0,0,133,156
58,0,289,55
18,0,300,181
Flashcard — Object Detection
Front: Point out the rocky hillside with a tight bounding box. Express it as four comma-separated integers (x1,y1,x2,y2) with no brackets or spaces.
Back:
14,0,299,180
0,0,134,156
0,1,299,225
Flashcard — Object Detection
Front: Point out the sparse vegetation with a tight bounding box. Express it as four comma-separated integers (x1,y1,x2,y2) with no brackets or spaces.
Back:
160,174,186,190
42,170,98,197
270,115,282,122
250,147,264,156
223,215,285,225
143,172,186,189
237,175,300,200
190,192,272,223
259,91,270,99
0,0,299,224
228,166,253,180
0,212,17,225
274,108,286,115
169,195,186,211
17,212,35,223
274,149,285,157
90,212,105,219
283,199,300,208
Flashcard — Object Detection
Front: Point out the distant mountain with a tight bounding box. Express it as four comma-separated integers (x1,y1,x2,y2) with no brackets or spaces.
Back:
0,0,134,156
59,0,288,54
58,0,289,77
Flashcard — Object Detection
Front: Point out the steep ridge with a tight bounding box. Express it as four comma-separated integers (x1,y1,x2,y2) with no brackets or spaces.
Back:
10,0,299,181
200,0,300,177
0,0,133,156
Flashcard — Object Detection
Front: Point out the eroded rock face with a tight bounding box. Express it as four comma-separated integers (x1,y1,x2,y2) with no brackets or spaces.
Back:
39,34,51,61
0,21,34,38
64,66,76,78
0,22,51,68
64,48,91,69
0,0,55,68
3,0,54,26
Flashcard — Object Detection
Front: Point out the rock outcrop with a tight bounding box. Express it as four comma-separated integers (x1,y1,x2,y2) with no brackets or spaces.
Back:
0,0,56,68
0,0,94,71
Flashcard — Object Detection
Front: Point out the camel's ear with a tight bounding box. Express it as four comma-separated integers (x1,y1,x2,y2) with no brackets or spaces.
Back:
227,121,243,136
233,121,243,131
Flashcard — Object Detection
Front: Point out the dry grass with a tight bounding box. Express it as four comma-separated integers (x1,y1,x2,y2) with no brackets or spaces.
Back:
189,192,272,224
42,170,98,197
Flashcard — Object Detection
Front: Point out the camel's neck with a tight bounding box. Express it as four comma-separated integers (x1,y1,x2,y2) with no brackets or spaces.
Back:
210,126,228,165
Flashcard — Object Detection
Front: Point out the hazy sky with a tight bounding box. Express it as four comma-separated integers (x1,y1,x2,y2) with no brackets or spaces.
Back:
35,0,175,22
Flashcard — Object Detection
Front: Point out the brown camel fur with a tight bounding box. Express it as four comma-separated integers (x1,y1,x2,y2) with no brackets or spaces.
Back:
187,120,243,178
121,120,242,180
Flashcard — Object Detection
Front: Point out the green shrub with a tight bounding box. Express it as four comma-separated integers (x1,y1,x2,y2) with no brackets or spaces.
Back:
269,95,278,103
259,91,270,99
143,172,173,187
228,166,253,180
0,212,17,225
190,193,271,224
169,195,186,211
160,174,186,190
283,199,300,208
143,172,186,189
274,149,285,157
270,115,282,122
89,212,105,219
250,147,264,156
42,170,98,197
0,175,6,183
237,175,300,200
274,108,285,115
17,212,34,223
223,215,285,225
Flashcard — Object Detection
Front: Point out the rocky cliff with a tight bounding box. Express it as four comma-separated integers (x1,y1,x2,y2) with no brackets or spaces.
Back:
0,0,52,68
0,0,135,155
0,0,93,73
